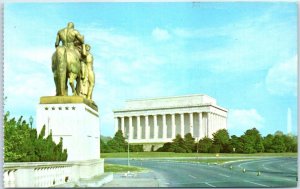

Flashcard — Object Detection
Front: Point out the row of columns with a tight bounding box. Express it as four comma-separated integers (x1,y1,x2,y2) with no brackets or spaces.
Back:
115,112,226,140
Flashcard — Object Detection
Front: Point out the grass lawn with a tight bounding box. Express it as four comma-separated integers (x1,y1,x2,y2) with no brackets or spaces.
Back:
101,152,297,158
104,163,147,172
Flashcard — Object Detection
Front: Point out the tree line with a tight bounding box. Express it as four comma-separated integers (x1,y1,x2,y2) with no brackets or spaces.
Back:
102,128,297,154
100,130,144,153
4,112,68,162
160,128,297,153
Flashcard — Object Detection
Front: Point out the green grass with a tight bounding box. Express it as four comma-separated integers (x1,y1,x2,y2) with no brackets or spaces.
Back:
104,163,147,173
101,152,297,158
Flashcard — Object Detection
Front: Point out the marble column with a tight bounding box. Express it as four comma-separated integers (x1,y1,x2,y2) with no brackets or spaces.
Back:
216,115,219,132
198,112,202,139
145,115,149,139
216,115,219,131
137,116,141,139
180,113,184,137
171,114,176,138
163,114,167,139
217,114,219,131
218,116,221,131
211,114,214,134
129,116,133,139
154,115,158,139
121,117,125,136
214,114,216,133
189,113,193,136
222,117,226,129
207,113,210,137
114,117,118,133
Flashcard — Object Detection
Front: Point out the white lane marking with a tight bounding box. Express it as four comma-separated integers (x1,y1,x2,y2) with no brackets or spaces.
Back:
205,182,216,187
218,173,230,178
244,180,269,187
188,174,197,179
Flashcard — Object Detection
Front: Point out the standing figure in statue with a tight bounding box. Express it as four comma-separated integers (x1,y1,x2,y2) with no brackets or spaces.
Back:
52,22,84,96
77,44,95,101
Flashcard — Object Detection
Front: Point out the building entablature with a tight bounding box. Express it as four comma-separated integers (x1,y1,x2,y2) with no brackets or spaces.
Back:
114,104,227,118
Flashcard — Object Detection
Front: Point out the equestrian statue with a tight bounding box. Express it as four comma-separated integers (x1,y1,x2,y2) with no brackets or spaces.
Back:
52,22,95,101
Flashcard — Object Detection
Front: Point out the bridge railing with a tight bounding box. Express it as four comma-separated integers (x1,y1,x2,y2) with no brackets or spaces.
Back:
3,159,104,187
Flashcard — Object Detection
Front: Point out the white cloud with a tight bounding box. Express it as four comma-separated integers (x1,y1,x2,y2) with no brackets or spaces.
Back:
173,27,227,39
18,47,53,67
4,72,55,123
228,109,265,136
265,55,297,96
173,9,296,74
152,28,171,41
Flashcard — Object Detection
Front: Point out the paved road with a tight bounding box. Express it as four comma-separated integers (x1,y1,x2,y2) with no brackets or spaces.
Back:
101,171,166,187
106,157,297,187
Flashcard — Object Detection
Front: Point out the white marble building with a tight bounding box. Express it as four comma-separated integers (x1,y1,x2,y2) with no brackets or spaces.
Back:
113,94,228,150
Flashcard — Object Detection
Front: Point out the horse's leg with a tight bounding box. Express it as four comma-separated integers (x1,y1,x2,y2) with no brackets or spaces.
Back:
75,76,81,96
52,53,59,96
56,47,67,96
69,72,78,96
65,75,68,96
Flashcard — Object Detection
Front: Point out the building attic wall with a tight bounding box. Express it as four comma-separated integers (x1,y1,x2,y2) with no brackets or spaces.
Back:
123,94,217,110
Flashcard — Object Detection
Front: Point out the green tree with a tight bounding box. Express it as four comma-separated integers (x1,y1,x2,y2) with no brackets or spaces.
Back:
240,128,264,153
4,113,68,162
197,137,213,153
209,144,221,153
106,130,127,152
156,142,172,152
274,131,284,136
170,134,186,153
183,133,195,153
212,129,230,153
283,134,297,152
54,137,67,161
230,135,243,153
271,135,286,152
129,145,144,152
100,138,110,153
4,112,26,161
263,134,274,152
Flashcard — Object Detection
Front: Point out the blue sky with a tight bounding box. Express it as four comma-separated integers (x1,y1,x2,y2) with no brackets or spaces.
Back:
4,2,298,137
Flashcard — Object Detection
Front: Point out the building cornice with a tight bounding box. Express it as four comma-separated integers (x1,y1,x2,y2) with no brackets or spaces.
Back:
113,103,228,113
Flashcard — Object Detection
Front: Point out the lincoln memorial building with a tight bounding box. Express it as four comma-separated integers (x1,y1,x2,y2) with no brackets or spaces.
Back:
113,94,228,151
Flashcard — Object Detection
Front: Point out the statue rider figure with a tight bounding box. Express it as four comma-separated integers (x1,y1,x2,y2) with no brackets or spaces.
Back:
52,22,95,101
52,22,84,96
55,22,84,50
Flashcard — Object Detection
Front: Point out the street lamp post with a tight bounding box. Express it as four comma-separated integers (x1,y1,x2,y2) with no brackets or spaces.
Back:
126,134,130,169
196,139,199,160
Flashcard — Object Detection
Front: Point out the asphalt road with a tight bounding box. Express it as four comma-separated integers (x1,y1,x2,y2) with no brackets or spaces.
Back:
106,157,297,187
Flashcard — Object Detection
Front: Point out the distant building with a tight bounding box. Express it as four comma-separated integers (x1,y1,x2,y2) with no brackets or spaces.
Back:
113,94,228,151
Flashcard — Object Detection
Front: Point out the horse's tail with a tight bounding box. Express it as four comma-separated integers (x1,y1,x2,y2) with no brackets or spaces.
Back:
55,47,67,95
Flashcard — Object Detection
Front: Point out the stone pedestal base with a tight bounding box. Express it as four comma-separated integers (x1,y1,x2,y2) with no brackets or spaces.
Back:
36,96,100,161
72,159,104,180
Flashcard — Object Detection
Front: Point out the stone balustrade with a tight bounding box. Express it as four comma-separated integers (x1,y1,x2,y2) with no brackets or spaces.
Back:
3,159,104,187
